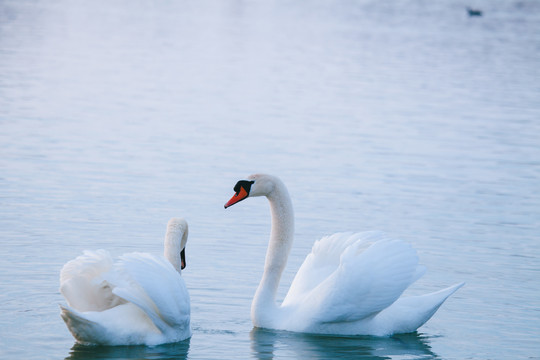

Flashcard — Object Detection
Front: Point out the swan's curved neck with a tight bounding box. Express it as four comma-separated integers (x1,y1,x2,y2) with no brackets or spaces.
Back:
252,179,294,325
164,228,187,273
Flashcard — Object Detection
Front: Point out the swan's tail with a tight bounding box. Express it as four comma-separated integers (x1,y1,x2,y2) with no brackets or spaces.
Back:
60,304,108,345
378,282,465,335
411,282,464,324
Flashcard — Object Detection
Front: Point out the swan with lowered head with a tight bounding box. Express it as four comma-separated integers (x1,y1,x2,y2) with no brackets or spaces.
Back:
60,218,191,345
225,174,463,336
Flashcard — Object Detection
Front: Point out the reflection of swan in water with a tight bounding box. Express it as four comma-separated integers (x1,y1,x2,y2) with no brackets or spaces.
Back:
65,338,190,360
250,328,438,360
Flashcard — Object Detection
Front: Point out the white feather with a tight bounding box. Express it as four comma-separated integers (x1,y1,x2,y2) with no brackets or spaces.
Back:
59,218,191,345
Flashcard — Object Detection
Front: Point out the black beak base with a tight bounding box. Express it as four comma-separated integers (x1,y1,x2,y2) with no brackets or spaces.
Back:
180,248,186,270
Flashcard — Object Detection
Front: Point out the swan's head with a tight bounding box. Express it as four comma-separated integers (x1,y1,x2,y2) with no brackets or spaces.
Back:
224,173,276,208
165,217,188,271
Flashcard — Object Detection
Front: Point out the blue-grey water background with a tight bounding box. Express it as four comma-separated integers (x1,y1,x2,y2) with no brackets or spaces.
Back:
1,0,539,359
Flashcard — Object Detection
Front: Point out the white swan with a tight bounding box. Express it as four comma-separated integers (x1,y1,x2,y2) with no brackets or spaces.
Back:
59,218,191,345
225,174,464,336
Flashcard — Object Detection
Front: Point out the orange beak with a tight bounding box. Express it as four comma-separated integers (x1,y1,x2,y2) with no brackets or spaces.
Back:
224,186,249,208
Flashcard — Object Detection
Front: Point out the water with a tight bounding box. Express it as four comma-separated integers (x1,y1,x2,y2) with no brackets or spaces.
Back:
1,0,539,358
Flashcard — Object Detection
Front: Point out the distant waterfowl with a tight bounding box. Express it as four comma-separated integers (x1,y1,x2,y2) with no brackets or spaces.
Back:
60,218,191,345
225,174,464,336
467,7,483,16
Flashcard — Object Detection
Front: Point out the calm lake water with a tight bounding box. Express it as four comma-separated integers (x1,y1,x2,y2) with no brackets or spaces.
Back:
1,0,539,359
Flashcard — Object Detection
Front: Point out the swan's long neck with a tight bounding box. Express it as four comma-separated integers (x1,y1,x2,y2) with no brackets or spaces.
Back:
164,219,188,273
252,179,294,326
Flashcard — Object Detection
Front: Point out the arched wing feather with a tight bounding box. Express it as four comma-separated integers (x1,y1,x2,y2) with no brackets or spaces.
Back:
283,232,422,324
60,250,123,312
111,253,190,332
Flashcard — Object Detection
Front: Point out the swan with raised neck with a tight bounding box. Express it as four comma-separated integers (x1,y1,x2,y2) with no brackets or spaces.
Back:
225,173,464,335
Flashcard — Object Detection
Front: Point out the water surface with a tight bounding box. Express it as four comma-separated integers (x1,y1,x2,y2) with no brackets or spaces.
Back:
1,0,539,359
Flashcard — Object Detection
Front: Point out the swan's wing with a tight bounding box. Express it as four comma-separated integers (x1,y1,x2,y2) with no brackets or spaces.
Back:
283,232,378,303
60,250,124,312
110,252,190,332
283,232,424,324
